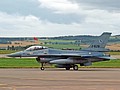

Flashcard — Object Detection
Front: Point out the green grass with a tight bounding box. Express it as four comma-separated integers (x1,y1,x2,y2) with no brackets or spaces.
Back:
44,44,81,50
108,52,120,55
0,58,40,68
0,50,18,54
41,39,75,43
0,58,120,68
41,39,81,49
90,60,120,68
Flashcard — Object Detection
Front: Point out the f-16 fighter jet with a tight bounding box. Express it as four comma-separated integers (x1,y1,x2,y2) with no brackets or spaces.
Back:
8,32,112,70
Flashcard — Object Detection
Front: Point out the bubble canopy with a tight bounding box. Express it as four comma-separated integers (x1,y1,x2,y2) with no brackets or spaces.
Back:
25,46,48,51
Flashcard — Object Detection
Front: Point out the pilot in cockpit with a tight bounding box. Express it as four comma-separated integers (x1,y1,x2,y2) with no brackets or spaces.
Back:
25,46,47,51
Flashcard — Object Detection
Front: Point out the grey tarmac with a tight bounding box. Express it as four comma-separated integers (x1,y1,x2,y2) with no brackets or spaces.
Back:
0,68,120,90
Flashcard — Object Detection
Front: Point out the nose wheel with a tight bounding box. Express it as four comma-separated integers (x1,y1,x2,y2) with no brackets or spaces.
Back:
41,67,45,70
40,63,45,70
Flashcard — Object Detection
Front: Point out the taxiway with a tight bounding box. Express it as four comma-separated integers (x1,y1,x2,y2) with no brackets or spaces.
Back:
0,68,120,90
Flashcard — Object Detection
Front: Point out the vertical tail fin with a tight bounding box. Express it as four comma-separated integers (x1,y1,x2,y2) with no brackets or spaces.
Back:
83,32,112,52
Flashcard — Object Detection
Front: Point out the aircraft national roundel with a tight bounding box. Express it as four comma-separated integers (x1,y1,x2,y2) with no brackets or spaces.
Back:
99,40,103,43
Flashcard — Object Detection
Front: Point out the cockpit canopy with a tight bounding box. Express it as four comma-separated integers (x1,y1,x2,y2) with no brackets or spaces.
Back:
25,46,48,51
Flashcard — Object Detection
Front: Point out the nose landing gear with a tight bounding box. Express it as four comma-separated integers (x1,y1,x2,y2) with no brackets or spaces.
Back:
40,63,45,70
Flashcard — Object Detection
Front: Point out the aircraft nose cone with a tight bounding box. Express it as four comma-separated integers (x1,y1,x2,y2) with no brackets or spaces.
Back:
7,52,22,57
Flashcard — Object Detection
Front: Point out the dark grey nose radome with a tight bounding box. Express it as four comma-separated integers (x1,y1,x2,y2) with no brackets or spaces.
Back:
7,52,22,57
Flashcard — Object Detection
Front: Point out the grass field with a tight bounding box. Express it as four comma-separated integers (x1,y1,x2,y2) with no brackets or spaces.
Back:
0,50,18,54
92,60,120,68
0,58,120,68
108,52,120,55
41,39,75,43
0,58,39,68
44,44,81,50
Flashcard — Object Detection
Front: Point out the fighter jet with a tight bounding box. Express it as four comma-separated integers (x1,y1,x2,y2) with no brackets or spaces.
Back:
8,32,112,70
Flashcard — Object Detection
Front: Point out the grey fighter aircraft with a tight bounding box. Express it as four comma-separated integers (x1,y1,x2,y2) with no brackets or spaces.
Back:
8,32,112,70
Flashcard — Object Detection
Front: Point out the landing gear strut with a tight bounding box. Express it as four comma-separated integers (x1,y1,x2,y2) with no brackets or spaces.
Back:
66,67,70,70
40,63,45,70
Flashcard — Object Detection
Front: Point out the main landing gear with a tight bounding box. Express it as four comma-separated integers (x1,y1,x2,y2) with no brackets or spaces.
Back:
65,65,78,71
73,65,78,70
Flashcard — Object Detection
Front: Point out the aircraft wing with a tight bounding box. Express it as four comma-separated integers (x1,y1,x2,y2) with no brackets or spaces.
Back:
33,53,112,60
8,51,111,60
8,52,91,58
31,53,99,58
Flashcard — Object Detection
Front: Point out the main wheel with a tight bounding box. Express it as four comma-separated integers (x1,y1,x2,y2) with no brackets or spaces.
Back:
73,65,78,70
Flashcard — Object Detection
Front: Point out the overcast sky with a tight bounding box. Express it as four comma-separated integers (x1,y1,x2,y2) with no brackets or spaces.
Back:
0,0,119,37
